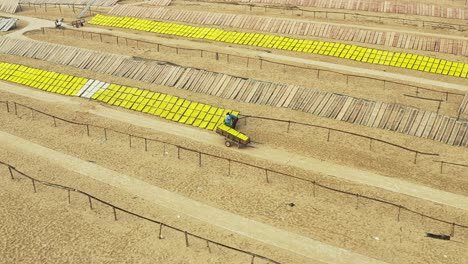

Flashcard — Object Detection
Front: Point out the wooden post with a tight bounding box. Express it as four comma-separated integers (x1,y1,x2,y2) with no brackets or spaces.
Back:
451,223,455,237
287,120,291,133
198,153,202,167
355,194,359,209
129,135,132,148
177,147,180,159
144,138,148,151
397,206,401,221
414,152,418,164
369,139,373,151
185,231,189,247
53,117,57,127
265,169,269,183
206,241,211,253
251,255,255,264
228,159,231,175
8,166,14,180
86,124,90,136
113,207,117,220
31,179,37,193
440,161,444,174
327,129,331,142
313,181,316,197
6,101,9,112
68,189,71,204
88,196,93,209
158,223,164,239
14,102,17,115
104,128,107,141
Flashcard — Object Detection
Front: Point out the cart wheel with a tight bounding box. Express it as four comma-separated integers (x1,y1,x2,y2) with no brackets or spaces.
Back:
225,140,232,147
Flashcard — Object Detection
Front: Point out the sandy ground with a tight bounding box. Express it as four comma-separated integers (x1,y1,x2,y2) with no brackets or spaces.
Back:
1,1,468,264
0,176,262,264
1,84,467,264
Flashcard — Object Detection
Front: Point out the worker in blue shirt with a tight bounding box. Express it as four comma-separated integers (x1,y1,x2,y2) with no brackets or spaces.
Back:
224,112,238,128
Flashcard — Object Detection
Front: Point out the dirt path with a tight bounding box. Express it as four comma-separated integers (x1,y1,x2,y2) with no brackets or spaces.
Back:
4,14,467,93
258,52,468,92
2,82,468,212
0,130,387,264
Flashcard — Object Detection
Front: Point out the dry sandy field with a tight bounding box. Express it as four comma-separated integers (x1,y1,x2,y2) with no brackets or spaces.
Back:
1,0,467,263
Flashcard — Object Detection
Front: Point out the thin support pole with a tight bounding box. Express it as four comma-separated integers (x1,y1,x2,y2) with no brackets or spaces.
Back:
113,207,117,220
129,135,132,148
14,102,17,115
397,206,401,221
228,159,231,175
206,240,211,253
31,179,37,193
313,181,316,197
177,147,180,159
198,152,202,167
440,161,444,174
251,255,255,264
86,124,90,136
158,223,164,239
185,231,189,247
287,121,291,133
6,101,9,112
53,117,57,127
8,166,14,180
68,189,71,204
327,129,331,142
369,139,373,151
355,194,359,209
144,138,148,151
414,152,418,164
88,196,93,210
451,223,455,237
265,169,269,183
104,128,107,141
